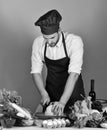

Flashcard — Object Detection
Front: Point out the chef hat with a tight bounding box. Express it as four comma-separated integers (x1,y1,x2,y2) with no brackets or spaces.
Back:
35,9,62,35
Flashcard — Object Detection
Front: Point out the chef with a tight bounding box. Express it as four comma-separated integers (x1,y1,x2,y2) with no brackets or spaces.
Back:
31,9,85,115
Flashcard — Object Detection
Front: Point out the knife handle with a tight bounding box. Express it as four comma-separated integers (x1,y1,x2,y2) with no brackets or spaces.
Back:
42,102,51,113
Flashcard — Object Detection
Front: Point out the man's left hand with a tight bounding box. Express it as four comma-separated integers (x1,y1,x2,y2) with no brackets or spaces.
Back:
51,101,65,116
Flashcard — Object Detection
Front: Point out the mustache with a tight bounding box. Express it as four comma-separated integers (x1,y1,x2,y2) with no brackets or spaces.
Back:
48,42,57,47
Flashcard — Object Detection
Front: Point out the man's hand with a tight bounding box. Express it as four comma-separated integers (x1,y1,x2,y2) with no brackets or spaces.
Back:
51,101,65,116
41,92,50,106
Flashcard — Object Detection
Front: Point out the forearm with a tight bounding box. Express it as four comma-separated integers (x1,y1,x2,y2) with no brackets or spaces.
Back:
32,73,47,97
60,72,79,105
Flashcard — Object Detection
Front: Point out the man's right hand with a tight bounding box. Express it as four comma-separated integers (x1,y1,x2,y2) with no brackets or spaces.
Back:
41,92,50,106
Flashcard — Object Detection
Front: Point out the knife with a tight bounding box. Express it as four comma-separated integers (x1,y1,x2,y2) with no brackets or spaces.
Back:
42,102,50,113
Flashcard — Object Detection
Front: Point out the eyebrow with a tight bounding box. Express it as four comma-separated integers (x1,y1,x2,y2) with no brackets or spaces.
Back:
44,36,55,39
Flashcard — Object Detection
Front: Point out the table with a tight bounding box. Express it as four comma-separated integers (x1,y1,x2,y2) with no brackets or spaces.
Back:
0,126,105,130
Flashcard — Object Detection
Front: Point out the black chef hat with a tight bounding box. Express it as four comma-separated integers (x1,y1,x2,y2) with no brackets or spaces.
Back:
35,9,62,35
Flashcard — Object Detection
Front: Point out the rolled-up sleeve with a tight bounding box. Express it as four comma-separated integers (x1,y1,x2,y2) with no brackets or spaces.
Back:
68,36,84,74
30,39,43,74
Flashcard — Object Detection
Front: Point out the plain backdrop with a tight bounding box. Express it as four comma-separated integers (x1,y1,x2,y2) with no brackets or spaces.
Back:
0,0,107,112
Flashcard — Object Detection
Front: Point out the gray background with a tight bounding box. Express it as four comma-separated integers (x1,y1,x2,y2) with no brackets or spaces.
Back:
0,0,107,112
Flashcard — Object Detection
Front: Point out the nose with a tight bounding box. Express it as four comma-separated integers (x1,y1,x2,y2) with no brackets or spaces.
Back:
47,39,52,45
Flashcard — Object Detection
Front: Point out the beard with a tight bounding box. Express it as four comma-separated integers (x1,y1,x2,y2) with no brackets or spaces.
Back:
49,42,57,47
48,33,60,47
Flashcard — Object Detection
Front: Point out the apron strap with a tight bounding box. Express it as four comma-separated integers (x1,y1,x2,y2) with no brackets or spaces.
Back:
44,42,47,62
61,32,69,58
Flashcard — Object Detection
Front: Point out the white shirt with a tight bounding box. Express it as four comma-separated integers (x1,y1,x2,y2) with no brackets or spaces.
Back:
31,31,84,74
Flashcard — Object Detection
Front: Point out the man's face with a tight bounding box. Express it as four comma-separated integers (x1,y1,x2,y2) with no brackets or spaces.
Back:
43,32,59,47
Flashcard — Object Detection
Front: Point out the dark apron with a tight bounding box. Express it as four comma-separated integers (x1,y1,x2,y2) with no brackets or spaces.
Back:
44,32,85,113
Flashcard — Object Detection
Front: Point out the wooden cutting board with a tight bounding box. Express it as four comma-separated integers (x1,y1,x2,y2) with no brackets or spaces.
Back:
34,112,66,120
